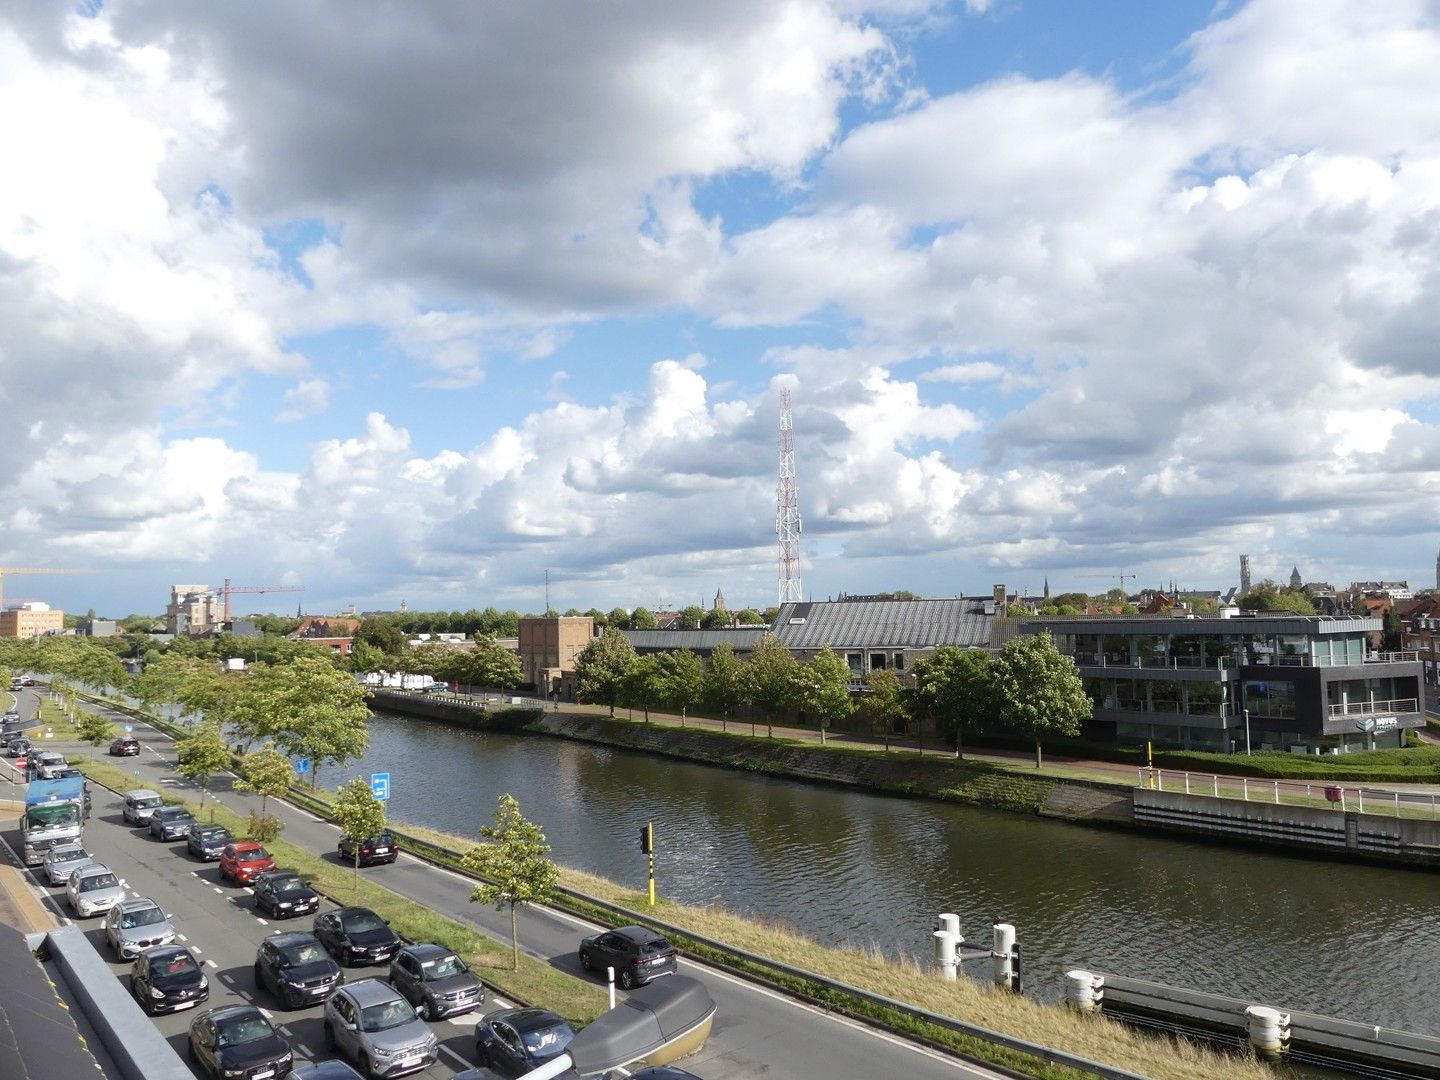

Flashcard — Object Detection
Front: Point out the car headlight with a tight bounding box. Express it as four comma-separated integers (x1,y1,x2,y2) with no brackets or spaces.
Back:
371,1047,393,1060
223,1069,247,1079
199,977,208,989
150,986,166,999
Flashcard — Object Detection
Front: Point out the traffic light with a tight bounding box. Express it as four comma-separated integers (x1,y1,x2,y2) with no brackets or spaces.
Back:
640,821,653,855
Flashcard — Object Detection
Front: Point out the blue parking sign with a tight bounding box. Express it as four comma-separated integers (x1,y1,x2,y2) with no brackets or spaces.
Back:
295,757,311,775
371,772,390,801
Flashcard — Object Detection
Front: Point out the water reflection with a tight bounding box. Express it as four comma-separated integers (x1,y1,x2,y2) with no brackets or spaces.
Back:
347,712,1440,1033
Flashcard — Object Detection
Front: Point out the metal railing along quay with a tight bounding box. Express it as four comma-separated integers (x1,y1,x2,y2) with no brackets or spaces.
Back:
1137,767,1440,819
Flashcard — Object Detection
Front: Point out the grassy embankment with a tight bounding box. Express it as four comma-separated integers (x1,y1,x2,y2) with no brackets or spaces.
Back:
288,781,1273,1080
64,691,1278,1080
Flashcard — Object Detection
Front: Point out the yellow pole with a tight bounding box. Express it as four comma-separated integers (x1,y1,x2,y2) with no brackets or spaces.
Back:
1147,740,1154,789
648,851,656,907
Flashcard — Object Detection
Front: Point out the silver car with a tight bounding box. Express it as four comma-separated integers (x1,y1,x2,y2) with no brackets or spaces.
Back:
42,843,93,886
66,864,125,918
122,790,164,825
35,751,68,779
105,897,177,959
323,978,438,1078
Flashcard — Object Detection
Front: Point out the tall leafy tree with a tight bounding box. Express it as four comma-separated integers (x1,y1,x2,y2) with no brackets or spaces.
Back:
677,606,704,630
255,655,371,788
658,649,705,726
333,777,388,894
864,667,907,751
133,653,195,719
356,617,406,656
461,794,559,971
457,637,522,690
621,654,665,722
574,629,637,716
910,647,994,759
795,646,854,744
629,606,658,630
990,632,1091,768
606,607,631,630
175,722,232,809
348,640,389,674
746,635,799,737
699,609,731,629
733,609,765,625
702,642,747,732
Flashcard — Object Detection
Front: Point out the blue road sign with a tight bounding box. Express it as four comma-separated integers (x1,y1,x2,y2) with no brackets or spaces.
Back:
124,725,133,734
295,757,311,775
371,772,390,801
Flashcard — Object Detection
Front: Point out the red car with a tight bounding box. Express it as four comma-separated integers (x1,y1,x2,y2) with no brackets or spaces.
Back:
109,737,141,757
218,842,275,885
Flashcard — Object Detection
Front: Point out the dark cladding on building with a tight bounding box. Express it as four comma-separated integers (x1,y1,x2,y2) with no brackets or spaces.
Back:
1020,612,1425,754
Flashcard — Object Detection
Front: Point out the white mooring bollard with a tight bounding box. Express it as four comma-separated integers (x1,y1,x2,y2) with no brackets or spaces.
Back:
1245,1005,1291,1061
991,923,1016,990
933,913,961,982
1065,970,1104,1012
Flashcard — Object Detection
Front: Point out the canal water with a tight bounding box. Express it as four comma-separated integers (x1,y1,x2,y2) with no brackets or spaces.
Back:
346,711,1440,1034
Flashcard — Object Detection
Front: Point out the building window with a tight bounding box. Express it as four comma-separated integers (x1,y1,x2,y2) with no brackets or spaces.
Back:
846,653,861,674
894,654,904,671
870,653,887,670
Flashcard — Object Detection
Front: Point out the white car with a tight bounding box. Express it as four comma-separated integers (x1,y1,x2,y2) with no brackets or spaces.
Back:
122,790,164,825
67,864,125,917
105,897,177,959
35,751,68,779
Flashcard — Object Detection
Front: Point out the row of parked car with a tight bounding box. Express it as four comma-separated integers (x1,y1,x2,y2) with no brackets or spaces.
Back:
22,720,697,1080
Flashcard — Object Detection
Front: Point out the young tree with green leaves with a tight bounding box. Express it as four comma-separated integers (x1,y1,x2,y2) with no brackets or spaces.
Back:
333,777,388,894
574,628,637,716
76,711,118,758
990,632,1091,768
629,606,658,630
133,652,194,719
347,640,389,674
702,642,747,732
175,722,232,809
356,617,407,656
676,605,705,630
909,647,994,759
461,794,559,971
658,649,704,726
795,646,854,744
745,635,798,737
234,746,295,818
863,667,907,751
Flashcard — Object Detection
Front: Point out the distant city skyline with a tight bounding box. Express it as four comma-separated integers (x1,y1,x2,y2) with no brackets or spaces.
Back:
4,2,1440,616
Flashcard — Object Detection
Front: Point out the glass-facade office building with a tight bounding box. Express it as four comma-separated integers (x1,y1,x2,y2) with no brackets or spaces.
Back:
1020,614,1424,753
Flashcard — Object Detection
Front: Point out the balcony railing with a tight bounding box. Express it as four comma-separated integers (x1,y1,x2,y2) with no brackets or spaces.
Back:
1365,651,1419,664
1326,697,1419,718
1074,650,1419,669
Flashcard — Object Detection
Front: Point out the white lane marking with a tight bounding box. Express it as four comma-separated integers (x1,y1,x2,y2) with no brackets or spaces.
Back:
206,959,218,969
439,1046,470,1069
257,918,269,926
192,947,203,955
190,871,201,878
212,887,223,895
243,887,254,894
260,1008,273,1019
178,934,188,942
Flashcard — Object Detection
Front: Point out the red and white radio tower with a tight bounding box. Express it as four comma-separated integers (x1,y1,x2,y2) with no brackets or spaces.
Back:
776,387,803,605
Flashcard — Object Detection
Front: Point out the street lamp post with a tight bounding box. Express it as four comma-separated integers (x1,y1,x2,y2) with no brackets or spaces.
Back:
1244,707,1252,756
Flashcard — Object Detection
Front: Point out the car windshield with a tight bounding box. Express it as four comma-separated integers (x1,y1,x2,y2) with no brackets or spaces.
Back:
422,955,467,980
157,953,198,976
340,910,385,933
274,878,309,895
198,829,229,841
135,796,162,808
121,906,165,929
359,999,414,1032
50,847,87,862
81,873,118,891
216,1015,273,1047
234,848,268,862
26,805,78,828
281,942,328,966
522,1022,575,1055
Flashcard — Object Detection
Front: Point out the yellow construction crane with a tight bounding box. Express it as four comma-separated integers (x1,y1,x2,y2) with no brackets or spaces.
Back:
0,567,101,612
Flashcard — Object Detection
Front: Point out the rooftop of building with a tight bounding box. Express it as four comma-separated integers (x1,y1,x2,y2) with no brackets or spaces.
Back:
624,628,770,653
770,597,992,650
1021,613,1382,634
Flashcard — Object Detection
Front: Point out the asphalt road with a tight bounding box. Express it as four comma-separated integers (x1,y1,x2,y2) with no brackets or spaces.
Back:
4,687,1001,1080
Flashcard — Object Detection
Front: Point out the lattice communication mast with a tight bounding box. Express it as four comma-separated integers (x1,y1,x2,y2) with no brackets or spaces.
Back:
776,387,803,606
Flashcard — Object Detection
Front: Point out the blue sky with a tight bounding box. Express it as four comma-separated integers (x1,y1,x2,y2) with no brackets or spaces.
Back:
3,0,1440,618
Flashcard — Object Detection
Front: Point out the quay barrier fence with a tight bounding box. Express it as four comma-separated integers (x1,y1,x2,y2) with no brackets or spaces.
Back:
66,685,1151,1080
1136,767,1440,819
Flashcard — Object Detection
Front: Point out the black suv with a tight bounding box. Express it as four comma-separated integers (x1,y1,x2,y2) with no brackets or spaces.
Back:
186,824,232,861
188,1005,292,1079
254,931,343,1010
253,870,321,919
389,943,485,1019
314,907,402,966
337,830,398,867
578,925,678,989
